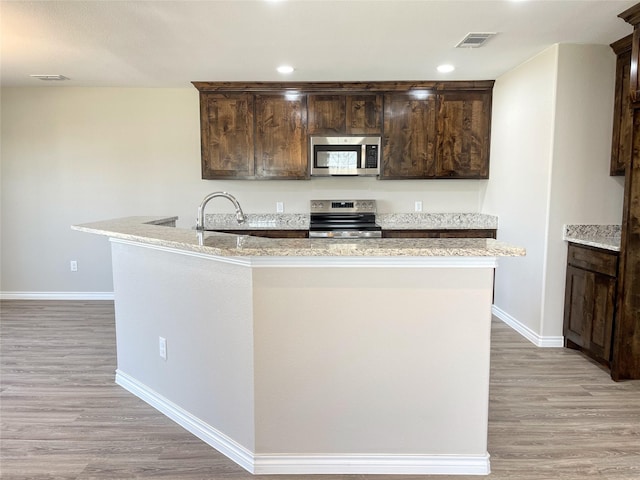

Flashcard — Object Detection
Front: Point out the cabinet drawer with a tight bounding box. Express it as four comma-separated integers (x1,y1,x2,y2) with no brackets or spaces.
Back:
567,243,618,277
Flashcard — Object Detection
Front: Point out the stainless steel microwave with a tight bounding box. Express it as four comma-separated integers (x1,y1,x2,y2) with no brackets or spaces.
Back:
310,136,381,176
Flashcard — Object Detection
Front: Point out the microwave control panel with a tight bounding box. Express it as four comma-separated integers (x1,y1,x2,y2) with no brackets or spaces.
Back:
365,145,379,168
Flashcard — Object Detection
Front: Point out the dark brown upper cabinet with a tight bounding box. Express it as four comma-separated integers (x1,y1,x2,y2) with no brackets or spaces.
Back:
193,81,493,180
198,92,307,180
610,34,633,176
381,89,492,179
255,94,308,179
307,95,345,134
435,91,491,179
200,93,254,178
381,92,437,179
308,94,382,134
346,94,383,134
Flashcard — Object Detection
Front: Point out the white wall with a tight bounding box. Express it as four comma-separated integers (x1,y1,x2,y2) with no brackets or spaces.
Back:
482,45,559,339
0,87,485,295
484,44,625,341
544,44,625,337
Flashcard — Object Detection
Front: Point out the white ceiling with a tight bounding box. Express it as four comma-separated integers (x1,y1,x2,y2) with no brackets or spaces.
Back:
1,0,637,88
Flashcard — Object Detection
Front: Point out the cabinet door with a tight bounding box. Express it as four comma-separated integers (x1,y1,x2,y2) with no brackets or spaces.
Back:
255,95,308,179
382,93,437,179
564,252,617,365
587,272,616,362
611,37,632,176
345,94,382,134
308,95,345,134
564,265,590,349
200,93,254,179
435,91,491,178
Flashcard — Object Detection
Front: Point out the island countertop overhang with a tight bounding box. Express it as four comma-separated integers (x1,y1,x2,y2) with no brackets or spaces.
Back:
72,216,525,259
72,215,523,475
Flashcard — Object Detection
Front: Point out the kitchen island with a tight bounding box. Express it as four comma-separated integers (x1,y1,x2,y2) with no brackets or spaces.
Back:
72,217,525,476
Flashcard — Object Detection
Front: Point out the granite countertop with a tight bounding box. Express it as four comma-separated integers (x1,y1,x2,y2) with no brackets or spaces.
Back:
563,225,621,252
204,214,308,230
203,213,498,231
72,216,525,258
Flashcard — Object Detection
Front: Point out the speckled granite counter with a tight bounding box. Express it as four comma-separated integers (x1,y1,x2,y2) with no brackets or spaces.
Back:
377,213,498,230
203,213,498,231
73,216,524,258
563,225,621,252
204,214,308,230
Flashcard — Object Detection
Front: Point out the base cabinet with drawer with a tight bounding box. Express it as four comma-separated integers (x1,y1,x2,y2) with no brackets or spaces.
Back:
210,230,309,239
381,229,496,239
563,243,619,368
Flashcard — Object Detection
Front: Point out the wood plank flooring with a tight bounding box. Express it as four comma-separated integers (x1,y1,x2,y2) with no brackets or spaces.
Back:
1,300,639,479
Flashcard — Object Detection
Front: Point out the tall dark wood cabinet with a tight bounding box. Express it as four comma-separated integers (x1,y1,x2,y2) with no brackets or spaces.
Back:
200,93,255,178
381,92,437,179
564,244,618,367
612,3,640,380
610,34,633,176
436,91,491,178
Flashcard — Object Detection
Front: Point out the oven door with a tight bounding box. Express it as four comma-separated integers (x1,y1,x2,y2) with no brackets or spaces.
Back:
312,144,361,176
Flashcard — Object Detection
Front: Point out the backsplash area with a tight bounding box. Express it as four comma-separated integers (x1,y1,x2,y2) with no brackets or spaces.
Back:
204,213,498,230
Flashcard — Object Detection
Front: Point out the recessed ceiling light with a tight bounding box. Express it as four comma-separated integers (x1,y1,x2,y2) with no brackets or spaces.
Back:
437,64,455,73
277,65,294,74
29,74,69,81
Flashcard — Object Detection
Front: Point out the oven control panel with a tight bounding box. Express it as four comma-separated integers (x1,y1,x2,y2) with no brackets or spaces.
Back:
310,199,377,213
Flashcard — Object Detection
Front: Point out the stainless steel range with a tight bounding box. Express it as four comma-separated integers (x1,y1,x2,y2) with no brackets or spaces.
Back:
309,200,382,238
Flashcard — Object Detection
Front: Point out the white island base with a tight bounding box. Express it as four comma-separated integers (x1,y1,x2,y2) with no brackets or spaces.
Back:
110,238,495,475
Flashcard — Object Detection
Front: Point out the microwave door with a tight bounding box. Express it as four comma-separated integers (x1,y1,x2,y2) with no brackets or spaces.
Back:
314,146,360,175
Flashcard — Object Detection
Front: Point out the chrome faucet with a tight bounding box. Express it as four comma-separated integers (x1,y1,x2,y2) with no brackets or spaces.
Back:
196,192,246,230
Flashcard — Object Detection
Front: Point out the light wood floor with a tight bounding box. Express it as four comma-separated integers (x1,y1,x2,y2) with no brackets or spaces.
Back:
1,300,639,480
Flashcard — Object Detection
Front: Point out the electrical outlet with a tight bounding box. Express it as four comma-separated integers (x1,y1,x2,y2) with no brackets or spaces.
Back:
70,260,78,272
159,336,167,360
276,202,284,213
414,201,423,212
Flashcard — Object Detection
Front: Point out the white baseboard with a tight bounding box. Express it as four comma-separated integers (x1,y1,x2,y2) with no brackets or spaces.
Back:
492,305,564,347
0,291,114,301
252,454,490,475
115,370,255,473
115,370,491,475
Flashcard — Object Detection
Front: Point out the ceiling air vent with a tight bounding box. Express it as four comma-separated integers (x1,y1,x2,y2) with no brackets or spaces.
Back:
456,32,496,48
